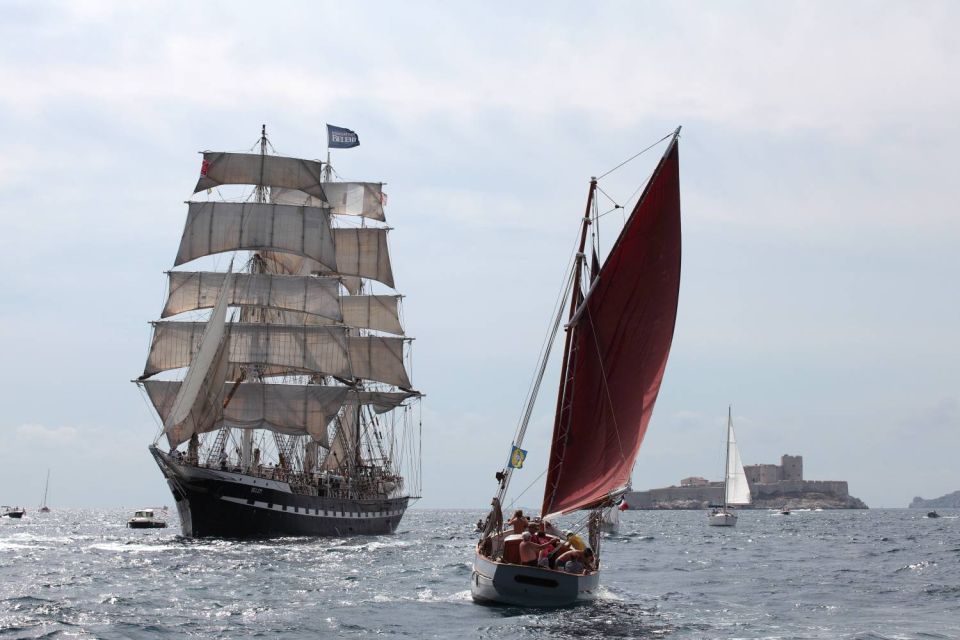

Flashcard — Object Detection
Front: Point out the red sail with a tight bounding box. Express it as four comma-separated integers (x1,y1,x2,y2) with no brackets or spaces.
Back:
541,139,681,517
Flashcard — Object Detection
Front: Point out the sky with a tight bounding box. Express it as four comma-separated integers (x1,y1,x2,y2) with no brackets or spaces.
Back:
0,1,957,511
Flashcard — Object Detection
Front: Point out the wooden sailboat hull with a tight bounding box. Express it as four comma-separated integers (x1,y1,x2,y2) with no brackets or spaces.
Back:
150,447,408,539
471,551,599,607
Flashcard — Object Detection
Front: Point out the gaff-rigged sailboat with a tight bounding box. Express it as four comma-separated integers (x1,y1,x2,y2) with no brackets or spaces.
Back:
134,126,422,538
707,407,751,526
472,129,682,607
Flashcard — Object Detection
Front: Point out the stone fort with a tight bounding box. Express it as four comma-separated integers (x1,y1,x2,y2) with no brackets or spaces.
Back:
625,454,862,509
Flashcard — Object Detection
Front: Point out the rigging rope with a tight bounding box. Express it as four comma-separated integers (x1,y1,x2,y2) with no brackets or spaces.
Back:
596,130,675,181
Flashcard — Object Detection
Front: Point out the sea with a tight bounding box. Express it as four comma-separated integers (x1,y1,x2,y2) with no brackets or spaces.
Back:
1,508,957,639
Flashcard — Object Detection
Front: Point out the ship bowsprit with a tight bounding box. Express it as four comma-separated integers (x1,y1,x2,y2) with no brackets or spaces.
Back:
150,447,408,538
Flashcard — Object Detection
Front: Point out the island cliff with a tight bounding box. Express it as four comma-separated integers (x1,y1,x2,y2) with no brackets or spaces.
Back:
626,454,868,510
909,491,960,509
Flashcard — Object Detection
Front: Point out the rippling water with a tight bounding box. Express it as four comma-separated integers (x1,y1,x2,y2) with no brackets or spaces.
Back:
1,508,958,638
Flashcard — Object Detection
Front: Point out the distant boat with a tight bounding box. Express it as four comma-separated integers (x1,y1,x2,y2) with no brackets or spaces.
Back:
38,470,51,513
780,507,792,515
127,509,168,529
600,505,620,533
927,511,941,518
2,506,26,519
708,407,751,527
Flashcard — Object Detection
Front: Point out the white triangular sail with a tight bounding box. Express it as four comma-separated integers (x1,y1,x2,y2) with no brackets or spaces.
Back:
161,271,234,448
724,416,752,506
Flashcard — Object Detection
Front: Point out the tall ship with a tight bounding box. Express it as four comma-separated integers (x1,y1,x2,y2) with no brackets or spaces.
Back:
134,125,422,538
472,129,682,606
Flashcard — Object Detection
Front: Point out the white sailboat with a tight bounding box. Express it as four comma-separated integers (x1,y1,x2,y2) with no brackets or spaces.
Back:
707,407,751,526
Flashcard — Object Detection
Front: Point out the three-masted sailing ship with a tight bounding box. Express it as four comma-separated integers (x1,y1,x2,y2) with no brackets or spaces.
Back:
134,126,422,538
707,407,751,526
472,129,682,606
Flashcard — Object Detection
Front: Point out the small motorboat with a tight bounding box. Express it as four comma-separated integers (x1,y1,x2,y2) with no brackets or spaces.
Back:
2,506,26,519
127,509,167,529
779,507,791,515
927,511,941,519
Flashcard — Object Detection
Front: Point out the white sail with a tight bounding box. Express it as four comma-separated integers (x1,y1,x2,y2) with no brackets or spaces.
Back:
144,381,348,447
267,296,403,335
174,202,336,270
348,390,420,414
273,184,386,221
142,322,413,388
725,419,752,506
162,272,343,321
332,228,395,288
161,271,234,448
257,230,393,290
347,336,411,389
194,152,326,199
322,407,358,471
143,322,350,379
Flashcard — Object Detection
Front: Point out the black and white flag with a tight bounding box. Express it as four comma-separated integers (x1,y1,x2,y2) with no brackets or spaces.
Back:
327,124,360,149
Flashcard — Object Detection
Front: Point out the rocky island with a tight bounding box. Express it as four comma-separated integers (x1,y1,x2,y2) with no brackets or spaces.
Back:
626,454,868,510
909,490,960,509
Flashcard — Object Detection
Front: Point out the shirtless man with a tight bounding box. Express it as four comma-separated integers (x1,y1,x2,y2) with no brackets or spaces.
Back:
507,510,529,535
555,547,595,574
518,531,549,567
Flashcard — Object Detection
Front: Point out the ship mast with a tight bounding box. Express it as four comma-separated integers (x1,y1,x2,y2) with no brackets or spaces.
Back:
240,124,270,472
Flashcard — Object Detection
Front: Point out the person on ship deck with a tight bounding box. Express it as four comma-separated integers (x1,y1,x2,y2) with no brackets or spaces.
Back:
507,510,529,534
518,531,551,567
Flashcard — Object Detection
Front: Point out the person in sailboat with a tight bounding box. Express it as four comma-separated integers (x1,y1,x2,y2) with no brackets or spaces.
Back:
564,530,586,552
555,547,594,575
518,531,551,567
507,510,529,534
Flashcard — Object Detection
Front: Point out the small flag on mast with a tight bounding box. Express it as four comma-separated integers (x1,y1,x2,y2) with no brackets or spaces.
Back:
327,124,360,149
508,445,528,469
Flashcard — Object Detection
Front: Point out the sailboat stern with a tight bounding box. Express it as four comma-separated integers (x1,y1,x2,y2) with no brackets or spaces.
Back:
471,551,599,607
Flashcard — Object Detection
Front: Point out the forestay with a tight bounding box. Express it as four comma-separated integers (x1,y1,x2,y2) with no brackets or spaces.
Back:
174,202,336,271
194,152,327,200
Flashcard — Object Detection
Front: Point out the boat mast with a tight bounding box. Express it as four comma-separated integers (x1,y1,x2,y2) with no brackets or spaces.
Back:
723,405,731,509
41,469,49,508
240,124,270,472
490,179,596,515
539,178,596,515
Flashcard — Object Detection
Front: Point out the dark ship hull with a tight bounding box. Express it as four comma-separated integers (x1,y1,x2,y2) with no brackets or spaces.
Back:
150,447,408,538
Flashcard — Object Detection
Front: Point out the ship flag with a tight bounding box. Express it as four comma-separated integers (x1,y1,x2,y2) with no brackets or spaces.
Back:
327,124,360,149
508,445,528,469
